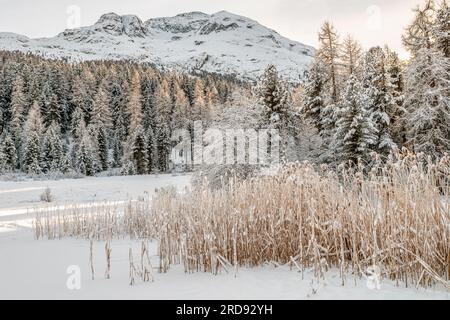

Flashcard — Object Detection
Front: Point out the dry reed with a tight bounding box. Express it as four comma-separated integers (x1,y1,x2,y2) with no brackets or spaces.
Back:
32,152,450,289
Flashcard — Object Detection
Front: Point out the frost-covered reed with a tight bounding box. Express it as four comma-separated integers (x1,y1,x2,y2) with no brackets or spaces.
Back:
33,152,450,288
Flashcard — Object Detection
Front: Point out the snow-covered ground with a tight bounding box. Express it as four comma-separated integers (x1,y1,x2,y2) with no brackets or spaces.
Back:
0,173,190,220
0,174,448,300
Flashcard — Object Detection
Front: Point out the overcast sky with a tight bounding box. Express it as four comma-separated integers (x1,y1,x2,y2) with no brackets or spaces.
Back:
0,0,422,58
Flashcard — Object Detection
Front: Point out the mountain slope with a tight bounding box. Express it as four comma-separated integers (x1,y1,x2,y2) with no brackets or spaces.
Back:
0,11,315,82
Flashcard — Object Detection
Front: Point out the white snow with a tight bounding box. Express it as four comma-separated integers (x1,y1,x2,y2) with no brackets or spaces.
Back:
0,174,448,300
0,173,191,220
0,11,315,82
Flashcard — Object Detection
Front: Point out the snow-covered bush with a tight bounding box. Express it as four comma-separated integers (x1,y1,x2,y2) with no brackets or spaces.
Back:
40,187,54,203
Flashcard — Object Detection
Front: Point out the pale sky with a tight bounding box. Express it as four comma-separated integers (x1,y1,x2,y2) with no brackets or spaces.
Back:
0,0,423,58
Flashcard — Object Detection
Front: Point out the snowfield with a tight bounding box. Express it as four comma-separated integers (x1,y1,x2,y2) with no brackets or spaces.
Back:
0,174,191,219
0,174,448,300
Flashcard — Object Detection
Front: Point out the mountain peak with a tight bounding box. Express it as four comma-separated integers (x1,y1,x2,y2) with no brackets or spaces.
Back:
96,12,121,24
0,10,315,82
94,12,147,37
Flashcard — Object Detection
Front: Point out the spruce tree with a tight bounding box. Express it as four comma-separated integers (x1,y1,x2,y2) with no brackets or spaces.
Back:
42,121,67,173
96,126,109,171
22,101,44,174
404,47,450,157
154,79,173,171
362,47,396,156
73,119,98,176
334,75,377,164
403,0,450,158
384,47,406,146
255,64,288,129
434,0,450,58
10,75,27,142
0,131,17,171
131,125,149,175
303,60,327,135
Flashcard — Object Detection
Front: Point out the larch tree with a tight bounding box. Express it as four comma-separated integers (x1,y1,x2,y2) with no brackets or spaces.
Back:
341,35,363,81
384,47,406,146
317,21,341,103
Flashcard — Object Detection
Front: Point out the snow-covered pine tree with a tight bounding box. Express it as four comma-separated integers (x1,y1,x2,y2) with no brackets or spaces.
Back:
90,80,112,130
0,108,4,135
10,75,27,142
122,71,145,174
384,47,406,146
255,64,292,162
96,126,109,171
41,121,66,173
73,118,98,176
131,125,149,175
71,69,96,124
404,47,450,157
302,60,327,135
154,79,173,171
0,130,17,171
22,102,44,174
106,68,128,167
403,0,450,158
0,140,6,172
91,80,112,171
40,82,61,127
361,47,396,156
70,106,85,141
334,75,377,164
146,126,157,173
255,64,289,129
433,0,450,58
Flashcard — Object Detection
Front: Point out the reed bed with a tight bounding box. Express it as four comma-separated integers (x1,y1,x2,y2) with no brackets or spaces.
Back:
33,152,450,289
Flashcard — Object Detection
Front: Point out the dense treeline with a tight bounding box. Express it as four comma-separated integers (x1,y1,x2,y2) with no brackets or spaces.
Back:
0,51,250,175
0,0,448,177
302,0,450,164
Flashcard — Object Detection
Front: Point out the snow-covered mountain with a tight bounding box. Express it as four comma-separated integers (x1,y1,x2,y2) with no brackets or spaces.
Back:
0,11,315,82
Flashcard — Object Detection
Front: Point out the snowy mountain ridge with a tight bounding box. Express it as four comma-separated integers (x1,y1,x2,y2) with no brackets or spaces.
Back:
0,11,315,82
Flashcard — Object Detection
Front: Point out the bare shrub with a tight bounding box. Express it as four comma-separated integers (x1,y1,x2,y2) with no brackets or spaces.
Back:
40,187,54,203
